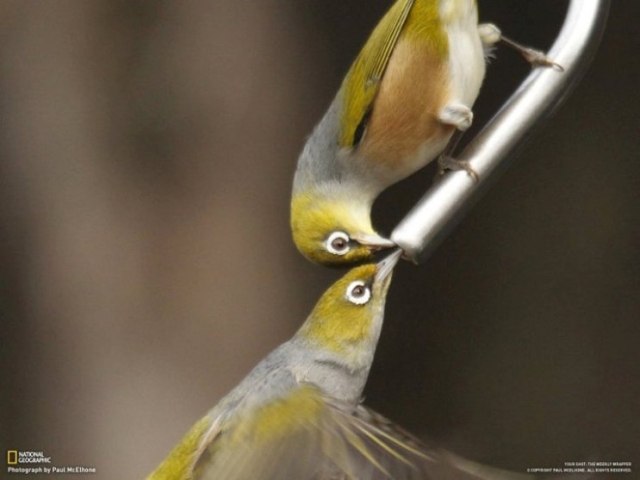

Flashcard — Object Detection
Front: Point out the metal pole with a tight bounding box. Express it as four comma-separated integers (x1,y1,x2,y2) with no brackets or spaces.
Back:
391,0,611,263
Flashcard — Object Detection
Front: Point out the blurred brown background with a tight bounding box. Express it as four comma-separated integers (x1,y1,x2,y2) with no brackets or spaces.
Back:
1,1,638,478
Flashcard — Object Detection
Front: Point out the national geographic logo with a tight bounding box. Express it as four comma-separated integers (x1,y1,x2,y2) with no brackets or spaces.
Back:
6,450,51,464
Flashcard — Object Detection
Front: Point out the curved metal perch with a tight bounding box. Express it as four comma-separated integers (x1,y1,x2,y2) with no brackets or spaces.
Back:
391,0,611,263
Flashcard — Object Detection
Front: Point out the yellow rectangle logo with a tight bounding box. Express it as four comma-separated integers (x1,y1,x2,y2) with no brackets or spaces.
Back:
7,450,18,465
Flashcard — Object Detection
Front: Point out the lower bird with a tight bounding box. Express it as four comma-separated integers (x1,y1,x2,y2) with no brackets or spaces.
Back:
146,250,565,479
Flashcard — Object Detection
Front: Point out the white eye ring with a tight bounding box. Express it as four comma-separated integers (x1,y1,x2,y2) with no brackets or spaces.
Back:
346,281,371,305
326,231,351,256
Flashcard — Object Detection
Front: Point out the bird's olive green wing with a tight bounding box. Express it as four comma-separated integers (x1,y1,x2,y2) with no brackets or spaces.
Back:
191,384,328,480
339,0,415,148
189,382,528,480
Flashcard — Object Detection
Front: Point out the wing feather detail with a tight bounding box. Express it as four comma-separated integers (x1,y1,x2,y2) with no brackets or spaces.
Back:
190,384,532,480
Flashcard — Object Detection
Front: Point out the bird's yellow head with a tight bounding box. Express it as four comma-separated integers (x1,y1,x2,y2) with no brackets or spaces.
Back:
297,250,401,357
291,192,395,266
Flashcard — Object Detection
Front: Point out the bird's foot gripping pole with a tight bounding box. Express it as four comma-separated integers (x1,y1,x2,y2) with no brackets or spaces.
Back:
478,23,565,71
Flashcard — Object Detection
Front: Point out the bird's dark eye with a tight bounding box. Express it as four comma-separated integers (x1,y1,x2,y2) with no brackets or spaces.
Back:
351,285,365,296
346,281,371,305
326,231,351,256
332,236,347,251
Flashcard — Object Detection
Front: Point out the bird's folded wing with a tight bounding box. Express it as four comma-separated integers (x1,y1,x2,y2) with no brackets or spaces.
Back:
339,0,414,148
190,383,532,480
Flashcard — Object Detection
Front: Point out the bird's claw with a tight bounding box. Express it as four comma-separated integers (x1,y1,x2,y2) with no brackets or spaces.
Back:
521,48,564,71
437,156,479,184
